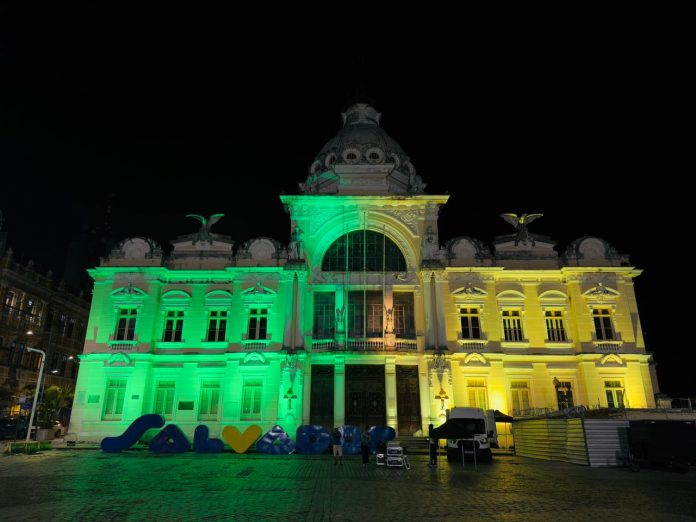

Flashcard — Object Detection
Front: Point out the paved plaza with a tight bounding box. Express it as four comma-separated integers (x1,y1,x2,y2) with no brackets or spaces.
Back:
0,450,695,521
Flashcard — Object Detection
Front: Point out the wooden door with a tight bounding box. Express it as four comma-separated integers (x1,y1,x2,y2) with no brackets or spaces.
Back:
396,365,421,435
310,365,334,429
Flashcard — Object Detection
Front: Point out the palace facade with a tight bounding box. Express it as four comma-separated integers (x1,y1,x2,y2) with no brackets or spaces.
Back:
69,104,659,443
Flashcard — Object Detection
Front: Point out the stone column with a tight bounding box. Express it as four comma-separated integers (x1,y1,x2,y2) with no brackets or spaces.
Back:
302,355,312,425
418,358,433,429
333,355,345,426
385,356,398,431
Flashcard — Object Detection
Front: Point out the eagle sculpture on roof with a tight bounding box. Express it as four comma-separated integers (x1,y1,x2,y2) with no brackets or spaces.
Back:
186,213,225,244
499,213,544,246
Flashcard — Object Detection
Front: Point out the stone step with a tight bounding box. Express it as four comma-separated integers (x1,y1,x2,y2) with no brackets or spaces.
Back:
392,437,431,454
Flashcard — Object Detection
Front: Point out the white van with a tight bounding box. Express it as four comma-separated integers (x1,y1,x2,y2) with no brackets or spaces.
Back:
445,407,493,462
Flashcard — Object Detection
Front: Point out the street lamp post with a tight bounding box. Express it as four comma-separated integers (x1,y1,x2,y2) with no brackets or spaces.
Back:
25,347,46,443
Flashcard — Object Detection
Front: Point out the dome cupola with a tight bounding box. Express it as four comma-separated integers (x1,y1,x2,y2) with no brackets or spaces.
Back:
301,103,426,195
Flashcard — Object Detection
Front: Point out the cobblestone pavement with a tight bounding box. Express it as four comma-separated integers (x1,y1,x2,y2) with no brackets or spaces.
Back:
1,450,695,521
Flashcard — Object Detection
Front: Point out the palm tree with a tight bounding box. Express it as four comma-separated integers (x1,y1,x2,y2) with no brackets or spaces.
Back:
39,386,74,429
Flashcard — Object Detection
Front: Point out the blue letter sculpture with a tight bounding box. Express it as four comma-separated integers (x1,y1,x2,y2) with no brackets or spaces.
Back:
295,425,330,454
101,414,165,453
369,425,396,453
149,424,191,454
193,425,224,453
341,425,362,455
256,425,296,455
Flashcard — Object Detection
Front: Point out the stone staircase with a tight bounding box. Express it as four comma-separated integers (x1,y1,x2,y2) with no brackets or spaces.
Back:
393,435,431,454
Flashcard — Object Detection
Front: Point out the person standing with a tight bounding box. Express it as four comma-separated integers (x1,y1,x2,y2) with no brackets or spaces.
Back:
332,427,343,465
428,423,438,466
361,426,371,466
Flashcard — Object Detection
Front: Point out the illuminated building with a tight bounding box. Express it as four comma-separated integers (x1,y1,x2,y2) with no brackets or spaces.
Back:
68,104,658,442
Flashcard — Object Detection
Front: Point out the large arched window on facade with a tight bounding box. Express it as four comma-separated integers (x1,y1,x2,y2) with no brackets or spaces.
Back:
321,230,407,272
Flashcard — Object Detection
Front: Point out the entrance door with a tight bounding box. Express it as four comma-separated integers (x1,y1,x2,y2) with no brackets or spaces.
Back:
345,365,386,428
310,365,334,429
396,365,421,435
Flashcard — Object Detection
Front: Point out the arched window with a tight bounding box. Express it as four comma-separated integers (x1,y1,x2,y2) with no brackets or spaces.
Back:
322,230,407,271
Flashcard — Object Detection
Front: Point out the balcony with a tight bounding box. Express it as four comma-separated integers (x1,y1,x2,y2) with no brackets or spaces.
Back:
311,339,340,352
241,333,272,350
456,333,488,351
107,340,138,352
347,338,384,351
309,337,418,352
592,332,623,352
395,339,418,352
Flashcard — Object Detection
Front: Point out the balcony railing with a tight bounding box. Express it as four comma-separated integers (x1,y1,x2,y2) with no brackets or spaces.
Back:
310,337,418,352
594,342,623,352
311,339,339,352
456,333,488,351
347,339,385,351
395,339,418,351
107,341,138,352
243,342,269,350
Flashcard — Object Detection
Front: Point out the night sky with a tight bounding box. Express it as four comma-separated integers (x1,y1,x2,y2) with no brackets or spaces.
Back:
1,7,691,396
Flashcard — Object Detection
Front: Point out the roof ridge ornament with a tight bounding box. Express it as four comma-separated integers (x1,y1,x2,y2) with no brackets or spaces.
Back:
499,213,544,246
186,213,225,244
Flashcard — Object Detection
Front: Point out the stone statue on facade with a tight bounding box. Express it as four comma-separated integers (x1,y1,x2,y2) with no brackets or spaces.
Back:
186,213,225,244
288,226,305,260
499,213,544,246
335,307,345,332
424,225,438,259
385,307,394,334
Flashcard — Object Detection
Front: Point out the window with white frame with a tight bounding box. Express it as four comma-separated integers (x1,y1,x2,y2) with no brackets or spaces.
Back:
247,308,268,340
198,382,220,420
510,381,530,416
604,380,625,408
103,379,126,420
467,379,488,409
502,310,524,341
593,308,614,340
153,381,175,419
460,307,482,339
207,310,228,342
115,308,137,341
545,310,567,342
313,292,336,338
163,310,184,342
241,379,263,419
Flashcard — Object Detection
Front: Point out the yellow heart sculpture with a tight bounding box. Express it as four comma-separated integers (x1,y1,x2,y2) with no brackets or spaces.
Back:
222,425,263,453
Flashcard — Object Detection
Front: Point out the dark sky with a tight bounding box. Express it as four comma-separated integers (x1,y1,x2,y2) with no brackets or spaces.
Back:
0,7,691,396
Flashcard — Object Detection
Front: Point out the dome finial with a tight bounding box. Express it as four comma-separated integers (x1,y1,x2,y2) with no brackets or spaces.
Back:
341,103,381,126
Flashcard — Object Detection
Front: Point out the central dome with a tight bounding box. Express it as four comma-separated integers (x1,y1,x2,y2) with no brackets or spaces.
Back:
317,104,407,162
302,103,425,195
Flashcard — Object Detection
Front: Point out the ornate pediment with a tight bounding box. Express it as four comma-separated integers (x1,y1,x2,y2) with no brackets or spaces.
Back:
106,352,132,367
241,282,276,296
452,285,487,299
597,354,625,367
461,352,489,367
241,352,268,366
111,284,147,300
583,282,620,300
